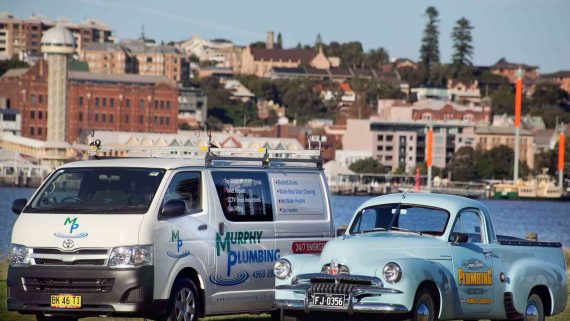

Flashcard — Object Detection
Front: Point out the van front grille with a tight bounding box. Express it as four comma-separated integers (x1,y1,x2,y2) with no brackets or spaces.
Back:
23,277,114,293
31,248,109,266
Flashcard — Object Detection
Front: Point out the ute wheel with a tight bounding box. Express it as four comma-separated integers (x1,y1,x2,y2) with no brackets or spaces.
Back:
159,276,200,321
523,292,545,321
36,315,78,321
409,287,436,321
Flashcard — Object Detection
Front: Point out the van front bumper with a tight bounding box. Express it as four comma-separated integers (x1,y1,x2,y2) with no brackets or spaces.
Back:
7,265,166,318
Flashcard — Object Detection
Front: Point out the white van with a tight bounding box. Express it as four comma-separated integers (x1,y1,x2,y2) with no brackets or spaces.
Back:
7,149,334,321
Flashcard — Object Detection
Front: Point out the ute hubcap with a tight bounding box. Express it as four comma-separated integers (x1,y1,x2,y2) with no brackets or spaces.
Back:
174,287,195,321
526,302,539,321
416,300,430,321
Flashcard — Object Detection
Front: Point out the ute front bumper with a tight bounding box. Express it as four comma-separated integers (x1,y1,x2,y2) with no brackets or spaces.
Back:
274,273,408,315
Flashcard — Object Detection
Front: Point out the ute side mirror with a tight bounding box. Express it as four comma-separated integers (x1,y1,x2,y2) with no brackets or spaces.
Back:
12,198,28,215
336,225,348,237
160,199,187,219
451,232,469,245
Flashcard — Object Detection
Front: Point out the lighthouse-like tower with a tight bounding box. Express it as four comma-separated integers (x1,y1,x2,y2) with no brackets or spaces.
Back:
40,26,75,142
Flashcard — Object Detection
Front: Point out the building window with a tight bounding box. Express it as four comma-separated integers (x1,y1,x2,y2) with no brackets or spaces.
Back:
166,101,171,109
160,116,164,125
386,156,393,161
139,115,144,124
154,116,158,124
377,135,384,141
160,101,165,109
110,114,114,123
30,110,35,119
38,95,43,104
139,99,144,108
386,146,394,151
95,114,99,122
79,96,84,106
166,117,169,125
110,98,114,107
30,127,35,135
386,135,394,142
95,97,100,107
38,111,43,119
31,94,36,105
125,114,129,123
102,98,107,107
38,127,43,135
126,99,130,108
102,114,106,123
377,145,383,151
79,112,83,121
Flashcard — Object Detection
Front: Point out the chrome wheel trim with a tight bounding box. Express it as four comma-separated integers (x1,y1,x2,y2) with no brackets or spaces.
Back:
174,287,196,321
416,299,431,321
525,301,539,321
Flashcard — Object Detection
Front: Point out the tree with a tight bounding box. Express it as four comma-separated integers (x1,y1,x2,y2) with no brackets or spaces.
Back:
364,48,390,69
474,145,529,179
276,33,283,49
249,41,266,49
315,33,323,48
419,6,440,68
449,146,477,181
0,57,29,77
349,158,389,174
451,17,474,66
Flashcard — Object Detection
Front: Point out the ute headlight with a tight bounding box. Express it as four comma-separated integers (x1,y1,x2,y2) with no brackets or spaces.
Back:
108,245,153,268
10,244,31,266
274,258,292,279
383,262,402,283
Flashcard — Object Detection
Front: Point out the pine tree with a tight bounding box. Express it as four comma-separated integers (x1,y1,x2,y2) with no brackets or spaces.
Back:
277,32,283,49
419,6,440,68
315,33,323,49
451,17,474,66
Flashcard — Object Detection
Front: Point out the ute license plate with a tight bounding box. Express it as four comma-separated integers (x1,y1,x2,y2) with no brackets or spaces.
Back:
50,295,82,309
312,293,346,307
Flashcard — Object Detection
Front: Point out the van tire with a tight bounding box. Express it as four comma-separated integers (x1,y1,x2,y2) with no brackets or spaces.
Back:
35,315,78,321
160,277,200,321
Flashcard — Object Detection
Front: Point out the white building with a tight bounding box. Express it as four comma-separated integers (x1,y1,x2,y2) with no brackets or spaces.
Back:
0,109,20,135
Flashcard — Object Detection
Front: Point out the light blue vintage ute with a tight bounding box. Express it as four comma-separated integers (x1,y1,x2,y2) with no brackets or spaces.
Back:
274,193,567,321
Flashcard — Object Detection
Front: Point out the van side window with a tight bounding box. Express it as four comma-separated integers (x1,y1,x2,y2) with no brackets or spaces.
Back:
451,211,483,243
163,172,202,214
211,171,273,222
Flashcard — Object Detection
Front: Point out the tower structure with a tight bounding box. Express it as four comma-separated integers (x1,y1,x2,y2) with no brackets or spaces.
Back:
40,26,75,142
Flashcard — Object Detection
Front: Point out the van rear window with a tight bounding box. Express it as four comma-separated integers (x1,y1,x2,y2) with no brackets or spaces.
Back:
211,171,273,222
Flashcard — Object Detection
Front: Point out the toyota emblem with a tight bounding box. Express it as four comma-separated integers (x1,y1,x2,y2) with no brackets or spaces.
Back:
62,238,75,249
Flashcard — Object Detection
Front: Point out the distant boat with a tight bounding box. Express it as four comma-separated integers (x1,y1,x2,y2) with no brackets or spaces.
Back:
492,169,563,200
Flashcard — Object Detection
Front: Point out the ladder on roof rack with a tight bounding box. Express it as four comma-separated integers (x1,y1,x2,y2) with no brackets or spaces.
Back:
90,146,323,169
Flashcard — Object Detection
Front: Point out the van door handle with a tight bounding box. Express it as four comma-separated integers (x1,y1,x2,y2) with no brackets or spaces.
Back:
198,224,207,231
219,222,226,235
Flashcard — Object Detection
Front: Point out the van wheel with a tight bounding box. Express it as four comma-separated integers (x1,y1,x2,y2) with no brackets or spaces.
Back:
410,288,436,321
161,277,199,321
524,292,544,321
36,315,78,321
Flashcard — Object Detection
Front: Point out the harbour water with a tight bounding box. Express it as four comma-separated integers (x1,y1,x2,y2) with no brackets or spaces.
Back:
0,187,568,256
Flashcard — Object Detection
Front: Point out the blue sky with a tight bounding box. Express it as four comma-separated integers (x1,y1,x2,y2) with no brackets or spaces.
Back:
2,0,569,72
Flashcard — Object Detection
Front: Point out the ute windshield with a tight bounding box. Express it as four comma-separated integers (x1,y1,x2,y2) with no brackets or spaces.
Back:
26,167,166,214
349,203,450,236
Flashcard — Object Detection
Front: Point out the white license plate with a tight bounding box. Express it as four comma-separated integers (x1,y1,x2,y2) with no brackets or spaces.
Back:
312,293,346,307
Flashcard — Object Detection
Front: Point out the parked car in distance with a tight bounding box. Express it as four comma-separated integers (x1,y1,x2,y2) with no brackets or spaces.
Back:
274,193,568,321
7,148,335,321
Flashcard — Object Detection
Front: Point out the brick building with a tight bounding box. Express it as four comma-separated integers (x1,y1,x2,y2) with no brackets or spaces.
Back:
240,47,332,77
0,12,113,59
490,58,538,84
0,60,179,143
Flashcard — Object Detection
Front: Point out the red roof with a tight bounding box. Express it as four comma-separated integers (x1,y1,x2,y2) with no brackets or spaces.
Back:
250,48,318,64
339,82,352,92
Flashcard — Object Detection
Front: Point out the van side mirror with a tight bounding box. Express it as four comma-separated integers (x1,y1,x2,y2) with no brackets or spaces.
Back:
160,199,187,219
451,232,469,245
12,198,27,215
336,225,348,237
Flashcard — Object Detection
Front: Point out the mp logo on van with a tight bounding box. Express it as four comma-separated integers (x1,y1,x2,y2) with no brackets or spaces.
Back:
54,217,88,238
167,229,190,258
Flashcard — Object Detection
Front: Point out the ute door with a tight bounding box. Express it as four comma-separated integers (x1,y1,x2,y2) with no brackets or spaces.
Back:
209,170,277,313
449,209,497,316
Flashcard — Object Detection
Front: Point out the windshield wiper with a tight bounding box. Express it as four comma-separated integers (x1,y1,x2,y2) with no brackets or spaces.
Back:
390,227,422,235
360,227,388,234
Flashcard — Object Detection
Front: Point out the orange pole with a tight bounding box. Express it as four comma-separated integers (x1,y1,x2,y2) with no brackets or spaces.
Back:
559,132,565,172
515,79,522,128
426,128,433,168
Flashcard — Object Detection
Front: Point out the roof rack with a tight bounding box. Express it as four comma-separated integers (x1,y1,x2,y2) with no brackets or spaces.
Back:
90,146,323,169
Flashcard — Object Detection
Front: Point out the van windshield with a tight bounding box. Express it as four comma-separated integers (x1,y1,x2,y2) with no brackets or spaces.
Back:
26,167,165,214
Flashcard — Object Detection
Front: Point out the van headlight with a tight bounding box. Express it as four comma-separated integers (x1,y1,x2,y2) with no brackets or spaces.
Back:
10,244,31,266
383,262,402,283
108,245,153,268
274,259,292,279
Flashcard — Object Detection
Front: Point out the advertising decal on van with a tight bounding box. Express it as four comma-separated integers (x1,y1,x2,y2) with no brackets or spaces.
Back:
167,229,190,258
54,217,88,238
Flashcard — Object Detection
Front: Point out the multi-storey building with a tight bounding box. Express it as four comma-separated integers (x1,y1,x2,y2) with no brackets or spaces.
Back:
474,126,535,169
0,59,179,143
240,47,332,77
0,12,113,59
176,35,242,70
79,40,189,83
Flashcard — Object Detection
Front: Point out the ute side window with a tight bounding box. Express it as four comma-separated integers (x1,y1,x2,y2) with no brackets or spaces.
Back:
211,171,273,222
450,211,483,243
162,172,202,214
